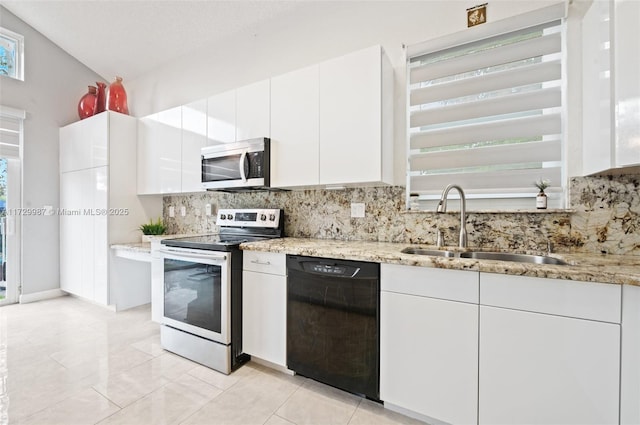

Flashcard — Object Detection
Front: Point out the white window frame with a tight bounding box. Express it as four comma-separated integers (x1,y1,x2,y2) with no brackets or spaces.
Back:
405,3,568,212
0,26,24,81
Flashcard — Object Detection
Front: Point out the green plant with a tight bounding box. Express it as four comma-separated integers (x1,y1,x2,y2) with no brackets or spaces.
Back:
534,179,550,192
139,217,166,235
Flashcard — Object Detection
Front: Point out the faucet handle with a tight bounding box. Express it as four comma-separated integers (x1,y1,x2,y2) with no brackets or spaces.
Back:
436,229,444,247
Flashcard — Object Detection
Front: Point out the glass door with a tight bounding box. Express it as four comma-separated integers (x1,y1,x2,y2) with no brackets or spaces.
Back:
0,157,20,306
161,248,230,343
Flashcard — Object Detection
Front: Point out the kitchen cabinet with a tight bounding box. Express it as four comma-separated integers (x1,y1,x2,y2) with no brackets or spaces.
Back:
319,45,393,186
478,273,621,425
137,107,182,194
270,45,393,188
59,112,108,173
270,65,320,187
207,89,236,144
60,111,159,309
380,264,479,425
242,251,287,367
622,284,640,425
206,80,270,146
236,79,270,141
181,99,207,193
582,0,640,175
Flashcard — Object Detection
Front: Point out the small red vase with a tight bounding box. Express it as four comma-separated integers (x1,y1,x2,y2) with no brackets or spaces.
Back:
107,76,129,115
95,81,107,114
78,85,97,120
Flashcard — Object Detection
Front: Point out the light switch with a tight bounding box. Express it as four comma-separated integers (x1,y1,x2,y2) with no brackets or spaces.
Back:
351,203,365,218
169,206,175,218
180,206,186,217
205,204,212,216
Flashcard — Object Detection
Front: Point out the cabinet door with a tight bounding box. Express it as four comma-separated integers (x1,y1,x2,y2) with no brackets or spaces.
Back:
479,306,620,425
59,172,82,296
236,79,270,141
181,100,207,193
319,46,382,185
582,0,613,175
92,166,109,305
137,108,182,194
60,112,108,172
137,114,160,195
207,89,236,145
242,270,286,366
613,0,640,167
270,65,320,188
381,291,478,424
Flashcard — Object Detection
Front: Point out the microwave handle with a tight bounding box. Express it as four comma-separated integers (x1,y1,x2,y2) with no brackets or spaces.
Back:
239,150,248,182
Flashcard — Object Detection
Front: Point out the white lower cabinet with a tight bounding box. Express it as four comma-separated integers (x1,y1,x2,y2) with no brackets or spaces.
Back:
380,264,479,425
479,273,621,425
242,251,286,367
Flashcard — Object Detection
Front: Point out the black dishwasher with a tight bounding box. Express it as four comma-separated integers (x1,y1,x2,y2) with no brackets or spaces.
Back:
286,255,380,401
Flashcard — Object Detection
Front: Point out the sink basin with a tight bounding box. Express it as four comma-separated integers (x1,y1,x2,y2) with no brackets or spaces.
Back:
401,247,569,265
400,247,456,257
458,251,568,265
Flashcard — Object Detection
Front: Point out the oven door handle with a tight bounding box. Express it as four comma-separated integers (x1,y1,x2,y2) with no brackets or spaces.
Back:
239,150,248,182
159,248,227,262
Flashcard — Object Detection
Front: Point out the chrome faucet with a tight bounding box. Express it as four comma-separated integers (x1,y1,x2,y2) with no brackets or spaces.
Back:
436,184,467,248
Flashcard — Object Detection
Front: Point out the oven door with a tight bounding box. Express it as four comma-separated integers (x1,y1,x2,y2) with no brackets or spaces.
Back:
159,247,231,344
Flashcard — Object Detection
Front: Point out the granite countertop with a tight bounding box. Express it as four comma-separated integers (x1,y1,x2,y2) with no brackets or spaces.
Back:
111,242,152,253
240,237,640,286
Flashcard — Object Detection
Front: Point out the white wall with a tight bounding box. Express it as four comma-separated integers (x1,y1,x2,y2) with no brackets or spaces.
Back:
127,0,563,185
0,7,104,296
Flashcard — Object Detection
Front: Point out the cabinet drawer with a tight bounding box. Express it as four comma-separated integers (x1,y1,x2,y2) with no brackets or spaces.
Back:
243,251,286,276
381,263,479,304
480,273,621,323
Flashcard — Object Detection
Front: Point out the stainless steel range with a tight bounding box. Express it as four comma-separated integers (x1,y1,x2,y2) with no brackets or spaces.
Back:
159,208,283,374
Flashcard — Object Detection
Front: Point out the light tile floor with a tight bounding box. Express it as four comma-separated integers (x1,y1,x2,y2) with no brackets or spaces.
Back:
0,296,425,425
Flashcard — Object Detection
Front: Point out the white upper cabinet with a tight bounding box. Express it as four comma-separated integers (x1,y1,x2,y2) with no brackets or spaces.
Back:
207,89,236,145
181,99,207,193
319,45,393,186
270,45,394,188
137,107,182,194
59,111,108,173
236,79,270,141
270,65,320,188
583,0,640,175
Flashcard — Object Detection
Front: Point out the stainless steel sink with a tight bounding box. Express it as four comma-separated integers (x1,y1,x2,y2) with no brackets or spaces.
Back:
458,251,569,265
401,247,569,265
400,247,457,257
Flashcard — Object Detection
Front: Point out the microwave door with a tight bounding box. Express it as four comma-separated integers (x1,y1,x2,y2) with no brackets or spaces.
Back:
239,150,248,183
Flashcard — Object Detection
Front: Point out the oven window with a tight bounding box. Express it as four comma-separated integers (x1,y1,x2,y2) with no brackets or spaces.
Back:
164,258,221,333
202,155,243,182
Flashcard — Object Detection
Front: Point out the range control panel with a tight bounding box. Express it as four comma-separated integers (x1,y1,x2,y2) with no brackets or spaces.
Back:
216,208,282,228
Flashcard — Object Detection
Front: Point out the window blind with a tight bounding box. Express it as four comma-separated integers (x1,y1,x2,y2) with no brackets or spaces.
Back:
0,107,23,159
407,15,565,209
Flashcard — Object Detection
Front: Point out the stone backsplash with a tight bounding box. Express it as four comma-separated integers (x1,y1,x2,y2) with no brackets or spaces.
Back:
163,174,640,256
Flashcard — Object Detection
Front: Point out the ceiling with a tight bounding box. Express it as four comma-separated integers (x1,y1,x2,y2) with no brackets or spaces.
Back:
0,0,308,82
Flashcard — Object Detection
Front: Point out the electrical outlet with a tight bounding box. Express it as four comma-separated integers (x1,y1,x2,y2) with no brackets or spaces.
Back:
351,203,365,218
205,204,212,216
180,206,186,217
169,206,175,218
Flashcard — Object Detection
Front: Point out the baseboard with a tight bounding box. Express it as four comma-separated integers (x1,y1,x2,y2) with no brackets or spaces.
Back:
249,356,295,376
19,288,66,304
383,402,449,425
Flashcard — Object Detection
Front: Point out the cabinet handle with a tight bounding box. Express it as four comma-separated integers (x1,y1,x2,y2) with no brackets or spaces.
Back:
250,260,271,265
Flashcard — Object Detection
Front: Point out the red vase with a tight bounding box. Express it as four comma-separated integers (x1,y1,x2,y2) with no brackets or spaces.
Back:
107,76,129,115
77,85,97,120
95,81,107,114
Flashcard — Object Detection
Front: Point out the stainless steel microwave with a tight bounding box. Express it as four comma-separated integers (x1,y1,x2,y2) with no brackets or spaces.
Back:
201,138,271,191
